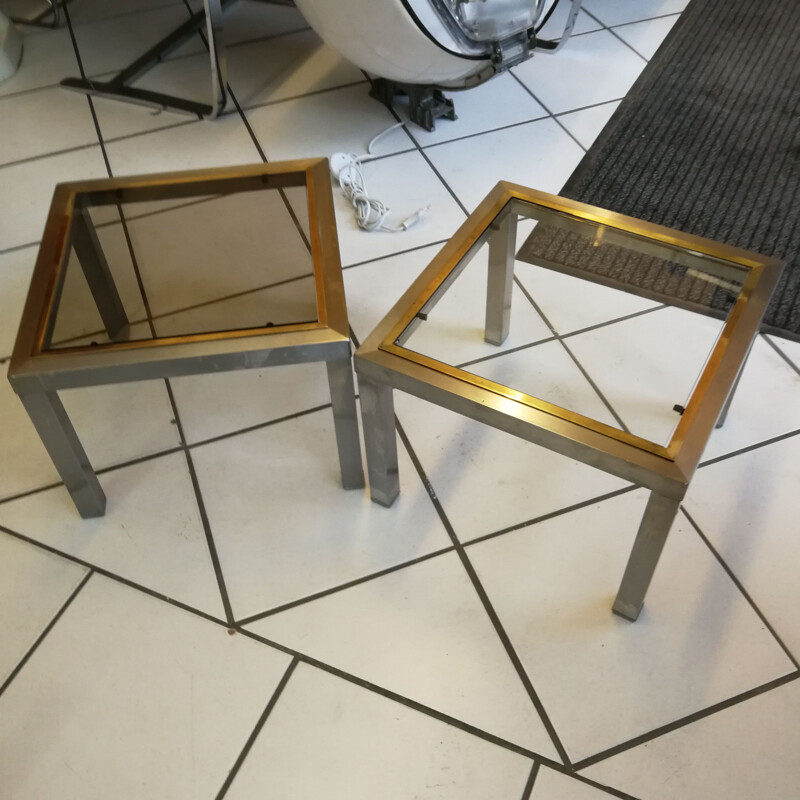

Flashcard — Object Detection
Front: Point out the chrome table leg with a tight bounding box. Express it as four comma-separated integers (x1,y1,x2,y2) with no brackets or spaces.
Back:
484,213,517,345
18,390,106,518
612,491,682,621
358,376,399,507
326,358,365,490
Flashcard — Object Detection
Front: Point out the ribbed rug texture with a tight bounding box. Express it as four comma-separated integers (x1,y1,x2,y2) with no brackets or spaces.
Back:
521,0,800,339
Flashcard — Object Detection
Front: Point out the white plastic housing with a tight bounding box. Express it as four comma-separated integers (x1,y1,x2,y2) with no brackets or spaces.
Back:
293,0,494,87
0,12,23,84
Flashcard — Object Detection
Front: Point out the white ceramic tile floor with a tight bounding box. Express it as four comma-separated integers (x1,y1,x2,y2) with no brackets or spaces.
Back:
556,100,621,149
1,4,798,798
614,15,681,60
424,116,585,210
512,29,647,114
224,662,534,800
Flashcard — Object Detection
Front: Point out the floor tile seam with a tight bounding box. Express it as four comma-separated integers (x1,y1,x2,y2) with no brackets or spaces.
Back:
418,110,565,155
80,21,315,74
0,401,342,511
340,238,449,272
506,71,587,153
214,656,300,800
393,417,573,767
512,275,631,432
599,20,653,64
45,269,319,348
238,78,371,116
0,568,93,698
0,23,318,105
0,241,40,258
520,761,540,800
405,133,470,218
558,304,668,340
0,521,230,625
697,427,800,470
233,67,367,117
226,84,314,254
463,484,639,548
455,334,560,369
378,100,472,217
0,511,559,771
0,444,187,510
680,505,800,669
0,519,566,768
235,545,457,627
552,97,624,121
67,0,192,28
764,333,800,377
572,670,800,772
163,378,236,625
236,626,561,767
0,139,101,172
546,767,641,800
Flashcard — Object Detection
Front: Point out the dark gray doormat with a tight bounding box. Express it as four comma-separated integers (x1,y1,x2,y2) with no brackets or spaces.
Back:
518,0,800,341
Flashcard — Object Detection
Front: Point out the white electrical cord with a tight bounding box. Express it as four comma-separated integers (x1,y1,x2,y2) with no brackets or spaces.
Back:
330,121,430,233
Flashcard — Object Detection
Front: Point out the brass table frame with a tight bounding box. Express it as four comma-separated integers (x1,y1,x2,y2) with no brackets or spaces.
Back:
354,182,782,621
8,158,364,518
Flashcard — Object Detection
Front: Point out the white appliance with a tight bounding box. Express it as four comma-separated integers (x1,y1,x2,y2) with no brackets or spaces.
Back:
293,0,581,89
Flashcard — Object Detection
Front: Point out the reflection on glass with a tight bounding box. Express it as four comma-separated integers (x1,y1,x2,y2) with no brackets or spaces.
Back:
395,201,749,448
46,186,316,349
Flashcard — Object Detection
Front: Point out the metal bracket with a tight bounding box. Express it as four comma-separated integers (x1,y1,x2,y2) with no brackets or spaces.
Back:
369,78,457,132
11,0,67,29
60,0,238,120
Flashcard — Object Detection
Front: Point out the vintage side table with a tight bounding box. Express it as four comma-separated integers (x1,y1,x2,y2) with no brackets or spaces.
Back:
354,182,781,621
8,158,364,518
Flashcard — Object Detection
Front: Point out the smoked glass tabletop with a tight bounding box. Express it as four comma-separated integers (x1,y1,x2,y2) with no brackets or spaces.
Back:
388,198,753,452
44,185,317,350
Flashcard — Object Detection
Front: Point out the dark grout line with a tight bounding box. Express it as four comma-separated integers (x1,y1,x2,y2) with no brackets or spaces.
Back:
235,545,456,627
567,774,642,800
560,304,667,340
163,379,236,626
0,479,64,508
44,267,318,349
455,334,559,369
214,657,300,800
237,626,566,769
513,276,631,433
572,670,800,772
393,419,573,767
226,83,314,255
520,761,541,800
341,238,449,272
0,241,39,257
508,71,587,154
0,569,94,698
418,111,552,154
763,333,800,377
697,428,800,470
552,98,626,121
188,400,333,450
0,141,105,171
391,108,470,218
464,485,638,549
681,506,800,669
0,522,230,626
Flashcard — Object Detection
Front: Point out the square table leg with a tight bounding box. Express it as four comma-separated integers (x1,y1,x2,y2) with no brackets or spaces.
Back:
357,376,399,507
612,491,682,621
484,213,518,346
326,358,365,490
71,206,130,341
17,389,106,518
